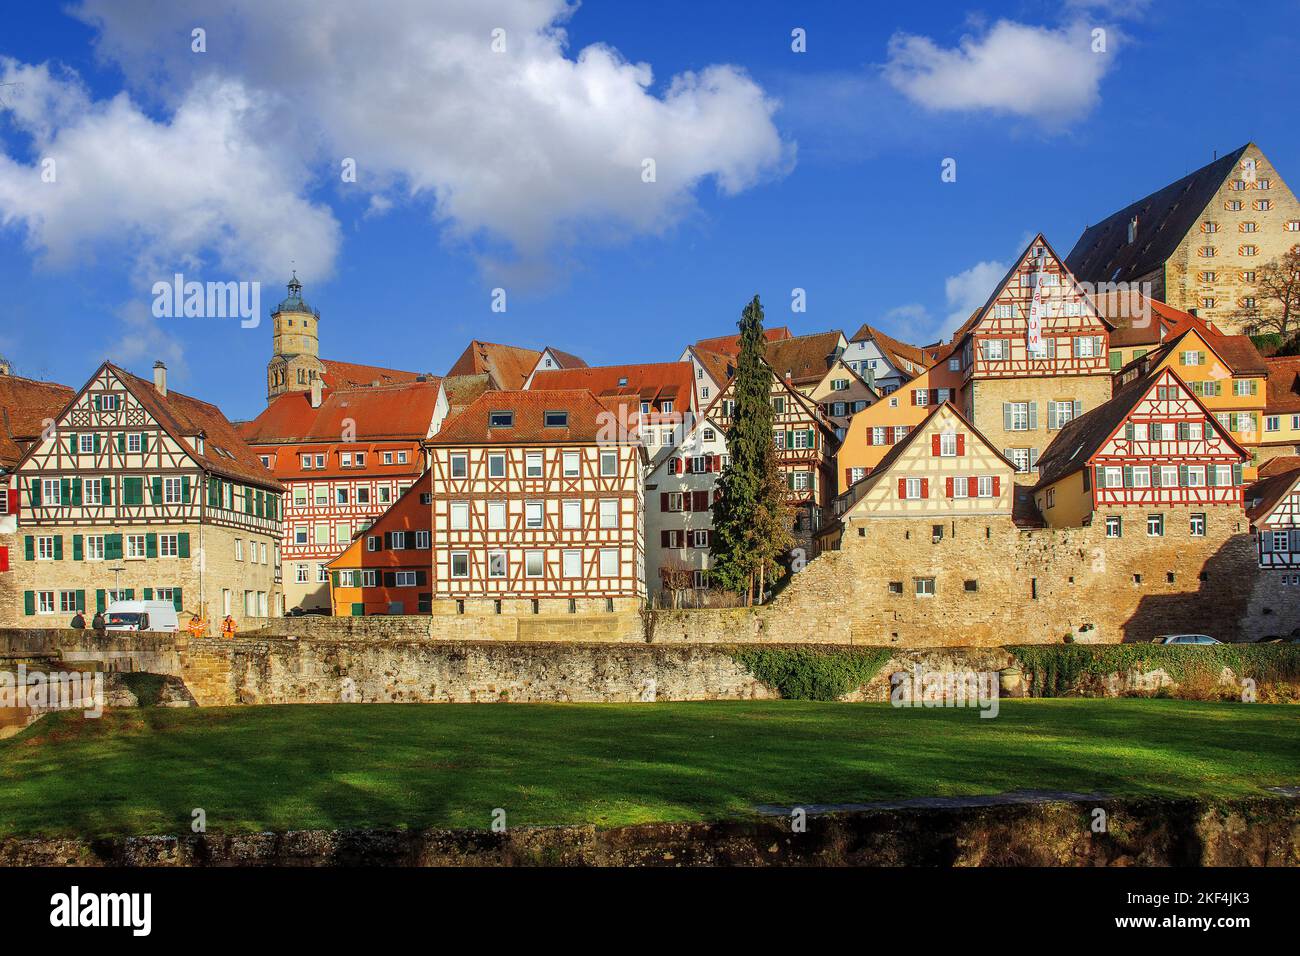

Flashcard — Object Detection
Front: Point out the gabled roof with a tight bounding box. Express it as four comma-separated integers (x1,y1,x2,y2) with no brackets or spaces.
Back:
320,359,428,390
1264,356,1300,414
764,331,848,386
1245,467,1300,525
529,361,693,407
1114,322,1267,383
104,363,282,490
540,347,587,369
688,346,735,387
1259,455,1300,478
1097,292,1202,348
848,324,940,373
691,326,792,357
446,340,543,390
441,373,493,417
429,389,631,445
328,471,431,568
1034,367,1249,490
240,379,443,445
1064,144,1251,287
0,373,76,469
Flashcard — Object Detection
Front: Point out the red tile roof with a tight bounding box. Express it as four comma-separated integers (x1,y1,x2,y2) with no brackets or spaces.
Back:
1246,467,1300,524
429,389,629,445
0,373,76,468
446,341,542,390
1259,455,1300,478
530,362,694,408
108,364,282,491
764,331,848,386
691,326,792,357
848,324,940,372
263,440,426,481
1266,355,1300,414
239,379,443,445
320,358,427,389
690,347,735,386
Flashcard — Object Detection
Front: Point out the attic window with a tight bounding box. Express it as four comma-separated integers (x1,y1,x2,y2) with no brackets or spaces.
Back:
544,411,568,428
618,377,628,387
488,411,514,428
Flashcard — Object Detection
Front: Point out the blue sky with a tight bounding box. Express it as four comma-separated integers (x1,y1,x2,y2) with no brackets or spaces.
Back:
1,0,1298,420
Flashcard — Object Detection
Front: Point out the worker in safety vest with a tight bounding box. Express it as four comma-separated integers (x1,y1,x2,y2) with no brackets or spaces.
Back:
186,614,207,638
220,615,237,638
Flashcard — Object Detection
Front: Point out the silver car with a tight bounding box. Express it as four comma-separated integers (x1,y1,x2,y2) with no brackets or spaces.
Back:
1154,634,1222,645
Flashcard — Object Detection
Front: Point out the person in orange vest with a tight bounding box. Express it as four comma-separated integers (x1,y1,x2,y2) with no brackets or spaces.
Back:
220,615,237,638
186,614,207,638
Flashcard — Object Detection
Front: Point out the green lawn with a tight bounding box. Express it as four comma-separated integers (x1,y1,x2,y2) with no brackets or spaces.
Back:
0,700,1297,838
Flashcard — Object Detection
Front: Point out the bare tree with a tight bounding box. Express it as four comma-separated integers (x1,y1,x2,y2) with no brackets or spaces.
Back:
1240,244,1300,339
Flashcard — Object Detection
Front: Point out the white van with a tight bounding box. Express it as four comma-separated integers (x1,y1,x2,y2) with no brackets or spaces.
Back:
104,600,180,633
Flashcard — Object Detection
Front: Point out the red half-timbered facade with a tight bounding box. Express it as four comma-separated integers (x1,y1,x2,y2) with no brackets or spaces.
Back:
1034,367,1249,527
427,390,646,610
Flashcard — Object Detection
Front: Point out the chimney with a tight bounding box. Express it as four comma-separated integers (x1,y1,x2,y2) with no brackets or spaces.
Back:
310,378,323,408
153,360,167,396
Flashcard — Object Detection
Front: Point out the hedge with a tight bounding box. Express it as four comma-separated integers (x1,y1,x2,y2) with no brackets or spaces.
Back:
1009,644,1300,697
729,646,893,701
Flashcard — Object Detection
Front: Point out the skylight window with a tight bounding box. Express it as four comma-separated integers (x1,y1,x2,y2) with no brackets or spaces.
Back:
544,411,568,427
488,411,514,428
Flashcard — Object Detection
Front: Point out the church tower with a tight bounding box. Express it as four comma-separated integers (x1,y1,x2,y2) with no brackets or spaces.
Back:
266,272,326,402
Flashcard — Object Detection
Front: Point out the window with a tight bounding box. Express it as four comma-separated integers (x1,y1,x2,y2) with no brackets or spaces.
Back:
160,534,179,557
831,378,849,391
396,451,408,465
872,426,886,445
701,387,710,400
544,411,568,428
792,472,811,491
1009,448,1031,473
562,499,582,529
36,535,55,560
296,564,309,583
296,526,309,545
1105,515,1121,538
1199,247,1216,257
993,304,1014,320
86,536,105,560
1073,337,1099,358
488,453,506,478
562,451,580,477
599,499,618,528
41,478,61,505
488,411,514,428
36,591,55,615
78,434,94,453
662,401,673,414
1161,465,1179,487
702,428,715,442
1190,513,1206,537
599,549,618,577
888,581,903,595
1007,403,1030,431
318,565,330,583
1103,466,1122,488
340,452,352,468
914,389,929,407
914,577,935,597
488,551,507,578
1241,245,1258,256
939,432,957,457
562,550,582,578
525,551,544,577
1147,514,1164,537
525,500,544,528
382,451,394,465
450,502,470,530
977,476,993,498
83,479,101,505
1131,467,1150,488
772,397,785,414
125,534,146,559
450,454,467,478
355,452,365,467
525,452,543,478
315,454,326,468
903,478,922,500
600,451,617,477
948,357,960,371
487,500,506,530
415,530,430,550
1201,220,1218,233
336,488,349,505
450,553,470,578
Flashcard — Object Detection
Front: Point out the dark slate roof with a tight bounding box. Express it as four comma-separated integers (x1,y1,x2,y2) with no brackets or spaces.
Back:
1033,371,1157,490
1064,145,1249,287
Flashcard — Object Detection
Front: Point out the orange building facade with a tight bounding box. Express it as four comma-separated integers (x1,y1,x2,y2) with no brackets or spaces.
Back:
326,472,432,615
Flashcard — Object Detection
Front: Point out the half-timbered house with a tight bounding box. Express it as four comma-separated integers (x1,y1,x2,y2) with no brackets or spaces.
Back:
326,472,433,615
678,326,793,409
841,324,941,394
427,389,646,613
239,376,441,611
954,234,1115,481
1033,367,1249,531
6,361,283,626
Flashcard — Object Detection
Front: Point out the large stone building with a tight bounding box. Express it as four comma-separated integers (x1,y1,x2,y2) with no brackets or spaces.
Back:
239,377,442,611
1066,143,1300,336
426,389,646,614
953,234,1115,481
4,361,283,626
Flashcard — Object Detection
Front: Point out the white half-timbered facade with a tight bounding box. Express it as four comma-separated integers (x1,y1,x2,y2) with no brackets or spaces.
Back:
1246,466,1300,568
428,389,646,610
6,362,283,625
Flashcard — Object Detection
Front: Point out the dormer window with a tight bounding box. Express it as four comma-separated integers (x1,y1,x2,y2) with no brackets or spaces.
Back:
544,358,554,367
618,377,628,387
193,437,204,455
489,411,514,428
662,401,673,413
544,411,568,427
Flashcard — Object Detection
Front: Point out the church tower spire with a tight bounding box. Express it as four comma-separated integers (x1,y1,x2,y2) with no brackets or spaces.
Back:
266,271,325,403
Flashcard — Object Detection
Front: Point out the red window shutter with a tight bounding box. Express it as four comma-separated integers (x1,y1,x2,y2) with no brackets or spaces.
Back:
968,476,976,496
669,458,679,475
683,458,693,474
910,390,917,406
693,490,708,511
945,477,953,497
845,468,852,488
705,530,712,546
660,492,669,511
992,477,1001,496
682,493,693,513
956,434,965,456
0,546,8,572
921,478,930,498
660,530,670,547
898,478,907,498
931,434,941,456
930,389,939,406
865,428,874,446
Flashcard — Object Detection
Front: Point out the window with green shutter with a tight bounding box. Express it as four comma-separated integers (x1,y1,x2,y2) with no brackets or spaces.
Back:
24,536,34,561
53,535,63,560
73,535,83,561
178,533,190,559
172,588,183,612
146,533,158,558
151,477,163,503
24,591,35,615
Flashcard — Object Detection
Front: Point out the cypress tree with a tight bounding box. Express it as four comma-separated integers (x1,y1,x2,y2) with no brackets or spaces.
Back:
711,295,791,602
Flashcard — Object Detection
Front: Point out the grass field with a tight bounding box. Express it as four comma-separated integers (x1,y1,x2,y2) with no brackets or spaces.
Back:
0,699,1297,837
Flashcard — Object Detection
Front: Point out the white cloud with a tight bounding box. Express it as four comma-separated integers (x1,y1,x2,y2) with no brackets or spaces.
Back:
943,260,1008,336
0,59,341,283
883,19,1116,125
70,0,792,279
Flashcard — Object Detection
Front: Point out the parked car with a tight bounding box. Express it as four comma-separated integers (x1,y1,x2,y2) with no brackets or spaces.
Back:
103,599,180,633
1152,634,1222,645
288,606,332,617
